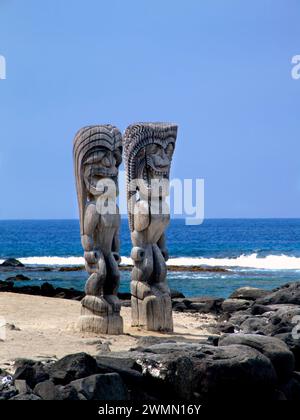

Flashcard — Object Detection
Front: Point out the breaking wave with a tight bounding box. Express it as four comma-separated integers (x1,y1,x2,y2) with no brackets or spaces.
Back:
1,253,300,270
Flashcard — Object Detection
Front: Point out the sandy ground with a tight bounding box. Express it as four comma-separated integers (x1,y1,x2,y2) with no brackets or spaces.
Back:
0,293,216,372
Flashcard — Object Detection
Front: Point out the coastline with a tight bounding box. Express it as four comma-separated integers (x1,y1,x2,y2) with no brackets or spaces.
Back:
0,264,230,273
1,280,300,401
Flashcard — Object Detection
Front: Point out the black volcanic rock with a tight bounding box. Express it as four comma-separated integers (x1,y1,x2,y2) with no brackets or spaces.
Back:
218,334,295,382
257,282,300,306
13,361,49,389
1,258,24,267
230,287,269,301
134,343,278,401
70,373,128,401
6,274,30,281
222,298,252,313
49,353,98,385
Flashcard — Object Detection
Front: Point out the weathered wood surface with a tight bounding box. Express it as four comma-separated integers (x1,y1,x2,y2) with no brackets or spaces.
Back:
123,123,178,332
73,125,123,334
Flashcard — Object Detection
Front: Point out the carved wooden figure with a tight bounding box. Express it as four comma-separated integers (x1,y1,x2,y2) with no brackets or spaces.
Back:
123,123,178,332
73,125,123,334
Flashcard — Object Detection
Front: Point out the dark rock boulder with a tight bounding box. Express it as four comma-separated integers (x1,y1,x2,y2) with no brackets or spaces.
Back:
0,385,18,400
34,379,79,400
14,379,31,394
71,373,128,400
230,287,269,301
5,274,30,281
10,393,42,400
1,258,24,267
227,312,251,326
275,333,300,371
279,373,300,400
54,384,81,400
222,299,252,313
239,316,269,334
0,281,14,291
174,297,224,314
49,353,98,385
40,282,56,297
259,306,300,336
96,354,158,400
251,304,275,316
13,360,49,389
219,334,295,382
135,343,278,401
170,289,185,299
172,301,187,312
257,282,300,306
34,380,57,400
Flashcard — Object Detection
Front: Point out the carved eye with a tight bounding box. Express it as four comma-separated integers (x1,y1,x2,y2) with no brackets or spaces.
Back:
166,143,174,158
114,150,122,166
149,144,158,154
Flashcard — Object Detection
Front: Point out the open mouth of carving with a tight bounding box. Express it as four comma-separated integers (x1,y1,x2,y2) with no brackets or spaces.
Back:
141,166,169,188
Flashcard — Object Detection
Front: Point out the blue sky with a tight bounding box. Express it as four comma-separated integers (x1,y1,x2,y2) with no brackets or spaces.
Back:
0,0,299,219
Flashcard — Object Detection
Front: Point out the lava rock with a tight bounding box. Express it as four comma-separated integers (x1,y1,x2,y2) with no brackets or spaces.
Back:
49,353,98,385
40,282,56,296
230,287,269,301
259,306,300,336
1,258,24,267
172,301,187,312
279,374,300,401
251,304,275,316
275,333,300,371
0,281,14,291
170,289,185,299
54,384,80,400
257,282,300,306
239,316,269,334
13,360,49,389
222,299,252,313
71,373,128,400
10,393,42,400
219,334,295,381
14,379,31,394
182,297,224,314
135,343,277,401
0,385,18,400
34,380,57,400
5,274,30,281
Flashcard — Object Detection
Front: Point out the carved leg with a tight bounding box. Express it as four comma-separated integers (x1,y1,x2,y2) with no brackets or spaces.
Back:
131,245,153,328
78,250,123,334
103,253,123,334
130,245,173,332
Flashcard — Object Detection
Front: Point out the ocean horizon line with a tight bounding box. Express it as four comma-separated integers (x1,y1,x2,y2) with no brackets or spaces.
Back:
1,217,300,222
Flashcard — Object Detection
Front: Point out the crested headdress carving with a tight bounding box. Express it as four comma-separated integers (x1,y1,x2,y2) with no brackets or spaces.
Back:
123,122,177,231
73,125,122,235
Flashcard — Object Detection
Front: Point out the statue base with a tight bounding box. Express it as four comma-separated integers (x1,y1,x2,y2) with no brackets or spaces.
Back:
78,296,123,334
131,293,173,332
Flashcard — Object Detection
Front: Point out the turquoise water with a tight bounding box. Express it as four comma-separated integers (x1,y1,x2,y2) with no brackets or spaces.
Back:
0,219,300,297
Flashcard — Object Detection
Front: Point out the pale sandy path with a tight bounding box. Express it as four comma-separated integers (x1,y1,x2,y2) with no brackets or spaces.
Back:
0,293,216,371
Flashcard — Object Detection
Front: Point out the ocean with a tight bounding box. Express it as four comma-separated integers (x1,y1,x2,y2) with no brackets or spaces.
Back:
0,219,300,298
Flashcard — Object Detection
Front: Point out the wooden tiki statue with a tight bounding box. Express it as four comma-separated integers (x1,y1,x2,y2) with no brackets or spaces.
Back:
123,122,178,332
73,125,123,334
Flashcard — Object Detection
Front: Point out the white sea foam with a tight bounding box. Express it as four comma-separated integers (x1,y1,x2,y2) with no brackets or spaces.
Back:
1,253,300,270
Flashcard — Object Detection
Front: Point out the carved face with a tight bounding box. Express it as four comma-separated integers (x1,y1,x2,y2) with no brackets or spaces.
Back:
136,141,174,196
83,146,122,196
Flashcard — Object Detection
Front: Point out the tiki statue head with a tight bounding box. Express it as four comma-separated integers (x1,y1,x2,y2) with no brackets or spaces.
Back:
123,122,177,230
73,125,122,234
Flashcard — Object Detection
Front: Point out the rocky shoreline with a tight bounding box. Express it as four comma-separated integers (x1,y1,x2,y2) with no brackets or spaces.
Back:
1,278,300,401
0,258,229,273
